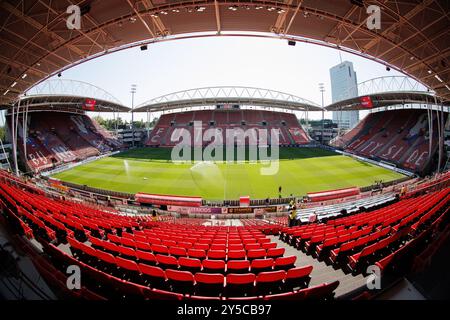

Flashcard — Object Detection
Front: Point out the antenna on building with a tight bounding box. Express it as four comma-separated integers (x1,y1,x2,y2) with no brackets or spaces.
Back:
338,51,343,64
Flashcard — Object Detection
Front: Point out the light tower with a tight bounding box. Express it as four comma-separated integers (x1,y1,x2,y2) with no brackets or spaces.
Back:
130,84,137,148
319,83,325,144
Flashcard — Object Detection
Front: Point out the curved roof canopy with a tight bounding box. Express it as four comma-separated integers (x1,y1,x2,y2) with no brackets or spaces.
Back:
1,79,129,112
134,86,322,112
0,0,449,105
325,76,450,111
325,91,450,112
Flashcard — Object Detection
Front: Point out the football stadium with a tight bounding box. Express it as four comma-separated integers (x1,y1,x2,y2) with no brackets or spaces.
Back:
0,0,449,309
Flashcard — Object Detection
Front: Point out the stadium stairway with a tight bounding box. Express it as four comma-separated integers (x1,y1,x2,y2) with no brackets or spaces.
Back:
268,235,367,298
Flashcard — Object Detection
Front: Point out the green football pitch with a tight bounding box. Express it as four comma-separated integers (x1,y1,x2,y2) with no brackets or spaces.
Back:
52,147,405,200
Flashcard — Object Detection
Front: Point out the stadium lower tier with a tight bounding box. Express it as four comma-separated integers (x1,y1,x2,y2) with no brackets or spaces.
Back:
147,109,310,147
281,187,449,273
0,169,448,300
331,109,447,173
7,111,122,173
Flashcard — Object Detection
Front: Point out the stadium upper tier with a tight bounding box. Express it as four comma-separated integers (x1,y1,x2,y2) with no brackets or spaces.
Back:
146,109,310,147
331,109,445,173
6,111,123,173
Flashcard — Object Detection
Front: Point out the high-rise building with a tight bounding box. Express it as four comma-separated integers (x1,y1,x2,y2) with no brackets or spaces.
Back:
330,61,359,129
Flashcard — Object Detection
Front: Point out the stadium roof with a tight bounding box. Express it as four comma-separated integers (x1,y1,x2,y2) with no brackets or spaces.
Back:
133,86,322,112
0,95,130,113
0,0,449,106
325,91,450,111
325,76,450,111
0,79,129,112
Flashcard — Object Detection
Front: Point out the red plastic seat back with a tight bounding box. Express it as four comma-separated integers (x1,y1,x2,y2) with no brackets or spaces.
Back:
195,273,224,285
227,259,250,271
208,250,226,259
202,259,225,271
251,258,274,269
138,264,165,278
188,248,207,259
178,257,201,268
116,256,139,272
274,255,296,267
226,273,256,285
256,270,286,283
156,254,178,266
247,249,266,259
169,246,187,257
267,247,285,258
151,244,168,254
286,265,313,279
227,250,246,260
165,269,194,282
136,250,156,263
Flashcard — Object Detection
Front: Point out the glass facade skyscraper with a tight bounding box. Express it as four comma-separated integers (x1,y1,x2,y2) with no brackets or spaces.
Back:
330,61,360,129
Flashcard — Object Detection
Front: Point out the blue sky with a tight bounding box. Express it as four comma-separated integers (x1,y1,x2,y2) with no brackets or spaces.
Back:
50,36,404,121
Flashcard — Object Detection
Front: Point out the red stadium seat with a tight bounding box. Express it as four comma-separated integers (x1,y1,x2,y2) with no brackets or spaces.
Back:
107,234,121,244
151,244,169,255
115,256,140,281
274,256,297,271
228,244,244,251
96,250,117,271
284,265,313,289
193,243,210,250
121,237,136,248
118,245,136,259
177,241,193,250
162,240,177,247
169,246,187,257
208,250,226,260
135,250,156,265
165,269,195,294
247,249,266,260
266,247,285,258
226,259,250,274
226,273,256,297
202,259,226,274
210,244,226,251
261,242,277,250
178,257,202,273
227,250,246,260
188,248,207,259
255,270,287,295
245,243,261,250
194,273,225,297
138,264,167,289
250,258,274,273
156,254,178,269
135,241,152,252
302,281,340,300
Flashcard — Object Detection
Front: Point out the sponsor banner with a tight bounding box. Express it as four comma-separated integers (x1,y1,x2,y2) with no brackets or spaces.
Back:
135,193,202,207
50,181,69,192
360,96,373,109
227,207,254,214
82,98,96,111
167,206,222,214
254,206,278,214
240,196,250,207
